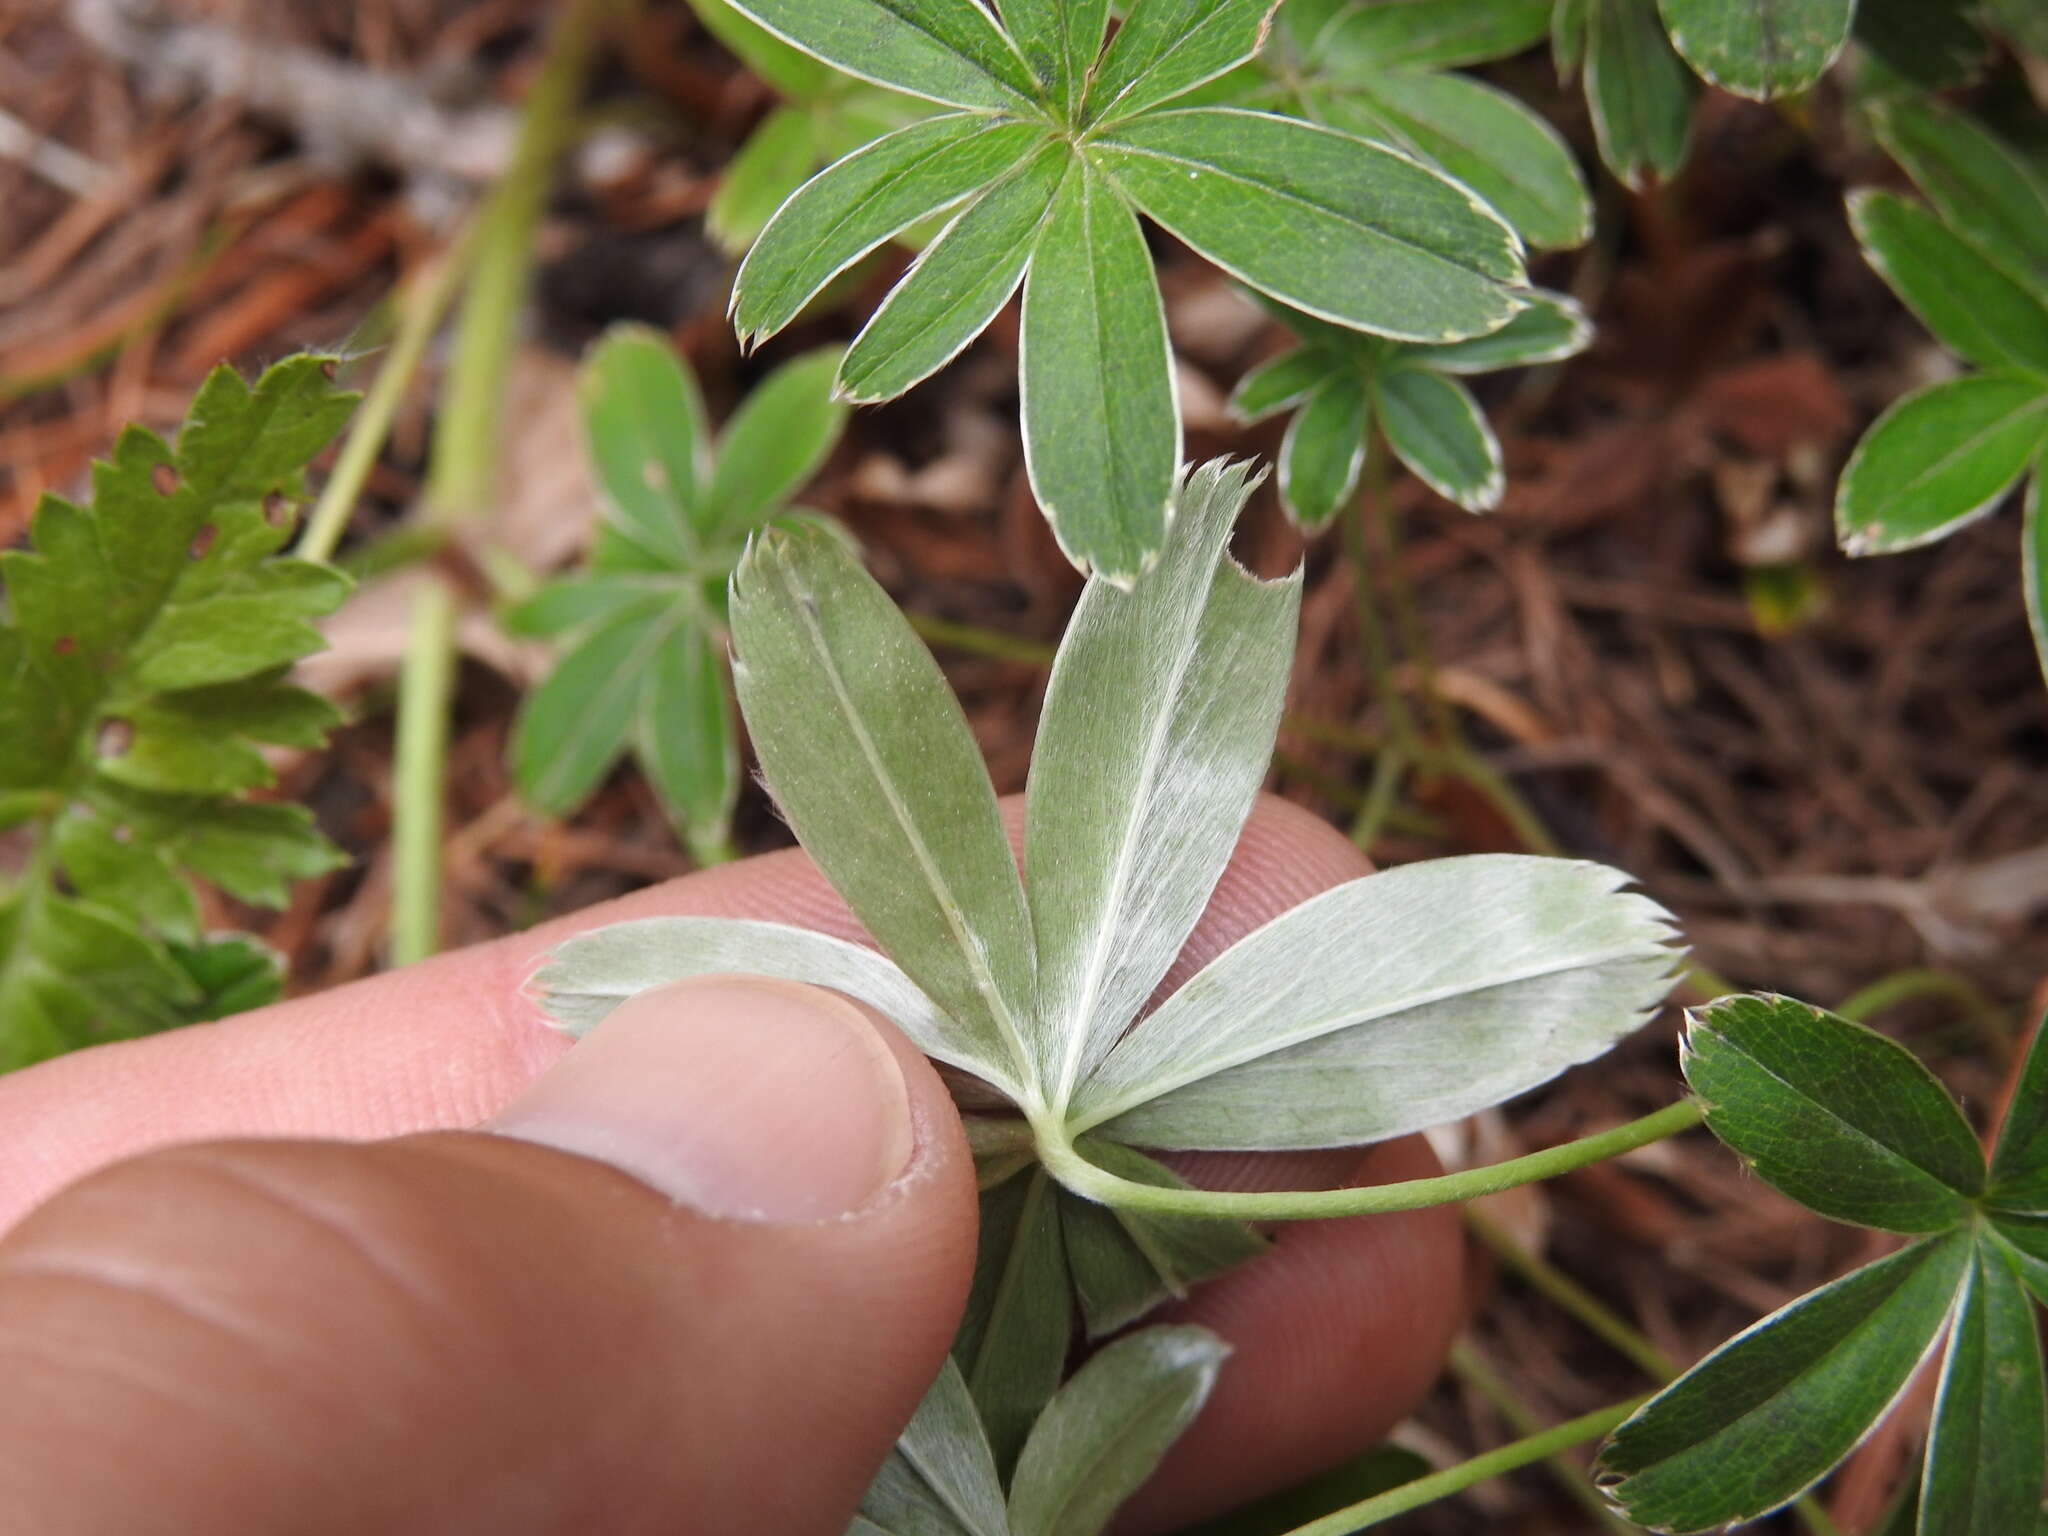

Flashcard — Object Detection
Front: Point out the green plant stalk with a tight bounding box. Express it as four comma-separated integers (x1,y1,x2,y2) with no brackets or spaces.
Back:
390,578,459,966
1836,966,2011,1054
1277,1395,1647,1536
1448,1339,1637,1535
298,226,480,564
1464,1208,1678,1380
1038,1100,1705,1220
388,0,608,965
425,0,610,518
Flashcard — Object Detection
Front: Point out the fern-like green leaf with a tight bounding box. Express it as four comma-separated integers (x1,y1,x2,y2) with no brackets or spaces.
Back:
0,354,357,1068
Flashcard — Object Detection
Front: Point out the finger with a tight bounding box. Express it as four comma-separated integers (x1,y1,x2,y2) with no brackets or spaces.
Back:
0,977,977,1536
1116,1138,1464,1535
0,794,1366,1230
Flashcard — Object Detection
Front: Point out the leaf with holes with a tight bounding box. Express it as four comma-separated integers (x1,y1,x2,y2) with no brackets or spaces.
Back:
0,354,355,1066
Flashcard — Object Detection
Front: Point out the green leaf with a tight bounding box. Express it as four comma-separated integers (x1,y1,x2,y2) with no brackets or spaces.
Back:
1597,1232,1975,1533
1990,1009,2048,1212
1374,364,1502,511
1091,107,1528,344
0,353,355,1065
1279,371,1371,529
709,105,823,257
512,598,672,815
1320,0,1551,69
708,346,849,523
1874,99,2048,297
1920,1238,2046,1536
1992,1215,2048,1306
1681,994,1987,1232
1553,0,1590,78
959,1168,1074,1474
0,894,199,1067
1025,460,1300,1093
1848,189,2048,375
1315,69,1592,250
165,933,285,1022
638,625,738,864
689,0,835,96
1583,0,1695,190
1085,0,1282,125
2027,471,2048,690
1060,1139,1269,1335
532,914,1025,1092
721,0,1040,111
732,114,1047,347
839,141,1070,404
1018,159,1178,584
1850,0,1986,93
503,574,655,638
730,523,1037,1085
1654,0,1852,98
579,323,711,557
1007,1325,1229,1536
998,0,1110,117
1070,855,1678,1150
1983,0,2048,54
1834,372,2048,556
1228,346,1342,422
859,1358,1008,1536
79,781,341,912
1412,287,1591,372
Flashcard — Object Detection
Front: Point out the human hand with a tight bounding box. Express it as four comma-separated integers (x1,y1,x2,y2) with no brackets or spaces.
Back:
0,796,1463,1535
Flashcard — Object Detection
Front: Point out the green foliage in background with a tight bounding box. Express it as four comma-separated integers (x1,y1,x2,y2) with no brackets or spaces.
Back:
1231,286,1590,526
0,356,356,1066
722,0,1534,585
1599,995,2048,1533
1840,97,2048,682
508,325,848,863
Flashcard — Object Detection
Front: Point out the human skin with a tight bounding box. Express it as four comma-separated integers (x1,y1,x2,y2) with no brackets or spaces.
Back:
0,794,1463,1534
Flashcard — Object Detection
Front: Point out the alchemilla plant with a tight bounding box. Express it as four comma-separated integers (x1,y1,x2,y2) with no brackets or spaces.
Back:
538,460,1685,1523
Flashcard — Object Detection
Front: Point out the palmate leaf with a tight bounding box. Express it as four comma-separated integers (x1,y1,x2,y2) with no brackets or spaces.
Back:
0,354,355,1066
1315,0,1551,70
1990,1010,2048,1214
1279,372,1372,529
727,0,1535,581
1655,0,1852,99
960,1168,1074,1472
1680,994,1986,1233
1598,1232,1974,1531
512,331,845,861
1372,364,1501,510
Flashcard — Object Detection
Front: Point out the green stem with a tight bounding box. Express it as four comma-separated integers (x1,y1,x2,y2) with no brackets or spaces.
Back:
298,226,479,564
1465,1208,1677,1380
1836,966,2010,1051
389,578,458,966
1039,1100,1704,1220
425,0,611,518
1278,1396,1646,1536
1449,1340,1637,1535
1348,744,1407,852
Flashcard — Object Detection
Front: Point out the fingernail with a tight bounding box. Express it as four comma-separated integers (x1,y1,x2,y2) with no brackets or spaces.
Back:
490,976,914,1221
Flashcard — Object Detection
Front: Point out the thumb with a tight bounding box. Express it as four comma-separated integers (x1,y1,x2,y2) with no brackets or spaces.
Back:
0,976,978,1536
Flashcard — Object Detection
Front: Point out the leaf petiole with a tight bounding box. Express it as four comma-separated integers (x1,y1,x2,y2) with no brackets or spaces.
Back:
1033,1100,1705,1221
